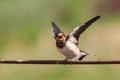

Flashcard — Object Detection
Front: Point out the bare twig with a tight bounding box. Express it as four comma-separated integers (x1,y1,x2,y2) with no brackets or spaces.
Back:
0,60,120,64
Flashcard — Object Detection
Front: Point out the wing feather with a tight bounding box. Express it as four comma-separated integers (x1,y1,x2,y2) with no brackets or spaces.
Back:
68,16,101,45
51,22,65,38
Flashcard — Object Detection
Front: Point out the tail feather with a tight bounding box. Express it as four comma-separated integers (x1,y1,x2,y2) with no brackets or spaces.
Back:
79,49,89,60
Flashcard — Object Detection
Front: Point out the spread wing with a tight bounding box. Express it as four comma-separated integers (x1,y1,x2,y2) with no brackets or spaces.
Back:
67,16,101,45
51,22,65,38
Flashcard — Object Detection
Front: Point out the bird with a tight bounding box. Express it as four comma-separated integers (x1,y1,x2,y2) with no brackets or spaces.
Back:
51,16,101,61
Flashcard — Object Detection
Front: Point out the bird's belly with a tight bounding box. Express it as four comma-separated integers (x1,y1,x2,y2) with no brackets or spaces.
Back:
57,42,80,59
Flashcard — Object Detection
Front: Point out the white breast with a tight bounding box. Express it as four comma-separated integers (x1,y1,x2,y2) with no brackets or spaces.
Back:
57,41,80,59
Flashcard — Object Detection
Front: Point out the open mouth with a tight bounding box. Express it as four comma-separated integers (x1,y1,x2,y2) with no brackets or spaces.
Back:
58,36,63,39
56,35,64,42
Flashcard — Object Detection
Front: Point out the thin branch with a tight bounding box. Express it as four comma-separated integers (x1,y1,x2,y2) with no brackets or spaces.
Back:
0,60,120,64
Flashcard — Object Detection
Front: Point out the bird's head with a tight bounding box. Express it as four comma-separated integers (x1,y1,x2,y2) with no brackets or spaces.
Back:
56,33,65,43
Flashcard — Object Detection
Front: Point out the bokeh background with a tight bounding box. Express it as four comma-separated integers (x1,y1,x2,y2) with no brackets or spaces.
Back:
0,0,120,80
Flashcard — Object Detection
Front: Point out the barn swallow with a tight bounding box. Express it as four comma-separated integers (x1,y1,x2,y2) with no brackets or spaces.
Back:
52,16,100,61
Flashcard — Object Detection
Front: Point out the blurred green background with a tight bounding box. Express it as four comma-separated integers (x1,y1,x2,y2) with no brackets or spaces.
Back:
0,0,120,80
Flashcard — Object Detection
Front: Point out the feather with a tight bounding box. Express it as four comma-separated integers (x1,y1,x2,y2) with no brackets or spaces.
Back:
68,16,101,45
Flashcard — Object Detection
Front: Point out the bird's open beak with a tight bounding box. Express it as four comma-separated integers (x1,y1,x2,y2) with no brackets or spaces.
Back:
56,35,65,42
